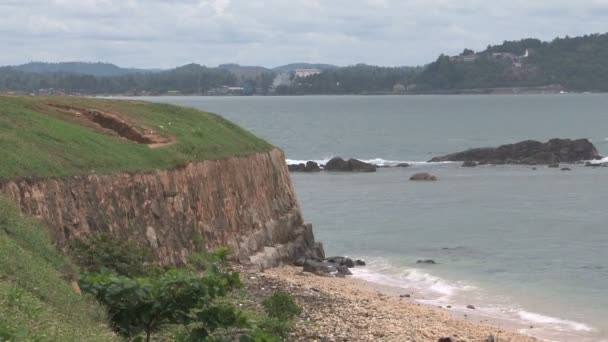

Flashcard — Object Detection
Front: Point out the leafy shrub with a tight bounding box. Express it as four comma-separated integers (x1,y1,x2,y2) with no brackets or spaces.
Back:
262,291,301,320
79,248,243,342
69,233,156,277
188,247,232,272
256,318,291,340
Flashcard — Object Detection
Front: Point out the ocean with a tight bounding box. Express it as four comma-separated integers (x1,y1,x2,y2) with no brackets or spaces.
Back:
141,94,608,341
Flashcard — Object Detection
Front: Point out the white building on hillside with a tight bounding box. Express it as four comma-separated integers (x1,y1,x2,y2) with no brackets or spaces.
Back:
294,69,322,78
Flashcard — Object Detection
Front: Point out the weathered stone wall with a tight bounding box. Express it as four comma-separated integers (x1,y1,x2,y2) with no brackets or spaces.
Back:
0,148,323,266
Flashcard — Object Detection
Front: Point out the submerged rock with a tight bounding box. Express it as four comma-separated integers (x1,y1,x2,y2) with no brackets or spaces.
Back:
416,259,437,264
467,304,476,309
396,162,411,167
409,172,437,181
429,138,601,165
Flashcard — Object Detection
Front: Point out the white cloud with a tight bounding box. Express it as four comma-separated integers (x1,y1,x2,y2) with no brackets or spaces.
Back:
0,0,607,67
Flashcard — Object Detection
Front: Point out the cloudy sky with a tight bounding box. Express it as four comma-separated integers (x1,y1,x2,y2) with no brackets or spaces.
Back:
1,0,607,68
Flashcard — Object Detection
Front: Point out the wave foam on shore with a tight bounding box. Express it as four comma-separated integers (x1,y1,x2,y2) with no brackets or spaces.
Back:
349,257,596,341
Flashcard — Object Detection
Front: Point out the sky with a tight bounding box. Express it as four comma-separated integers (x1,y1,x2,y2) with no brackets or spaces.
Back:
1,0,608,68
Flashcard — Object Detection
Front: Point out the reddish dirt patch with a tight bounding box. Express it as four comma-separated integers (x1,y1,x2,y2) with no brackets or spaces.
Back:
47,104,174,147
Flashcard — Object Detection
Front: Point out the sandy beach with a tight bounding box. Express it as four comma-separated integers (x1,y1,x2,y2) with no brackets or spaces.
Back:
239,265,539,342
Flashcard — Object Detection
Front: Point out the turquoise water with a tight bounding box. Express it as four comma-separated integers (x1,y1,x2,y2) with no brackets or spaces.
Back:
143,95,608,341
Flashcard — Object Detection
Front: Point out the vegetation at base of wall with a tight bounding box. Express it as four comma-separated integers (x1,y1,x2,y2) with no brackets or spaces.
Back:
69,233,301,341
69,233,159,277
0,95,273,180
0,197,117,341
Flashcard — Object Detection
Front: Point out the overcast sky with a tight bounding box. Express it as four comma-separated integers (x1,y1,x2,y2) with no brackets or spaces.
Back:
1,0,607,68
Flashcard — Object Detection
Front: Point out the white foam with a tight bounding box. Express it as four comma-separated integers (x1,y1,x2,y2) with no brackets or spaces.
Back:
585,156,608,165
518,311,595,332
349,258,462,297
285,156,453,167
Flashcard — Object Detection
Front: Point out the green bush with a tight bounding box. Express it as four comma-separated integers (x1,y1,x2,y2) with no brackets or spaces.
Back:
69,233,156,277
256,318,291,340
79,249,244,342
262,291,301,320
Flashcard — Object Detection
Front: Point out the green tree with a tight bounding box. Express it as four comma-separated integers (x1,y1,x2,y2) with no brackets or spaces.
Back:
79,250,242,342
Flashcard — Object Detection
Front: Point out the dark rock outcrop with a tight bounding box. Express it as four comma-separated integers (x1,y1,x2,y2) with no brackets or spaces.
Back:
438,338,457,342
288,161,321,172
396,163,411,168
461,161,477,167
324,157,377,172
355,259,366,266
410,173,437,181
326,256,355,268
417,259,437,264
429,138,601,165
303,259,352,277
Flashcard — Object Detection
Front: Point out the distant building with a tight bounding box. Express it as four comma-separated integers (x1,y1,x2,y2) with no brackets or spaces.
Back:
449,55,478,63
294,69,322,78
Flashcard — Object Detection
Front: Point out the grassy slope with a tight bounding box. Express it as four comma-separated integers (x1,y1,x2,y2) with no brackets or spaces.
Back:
0,197,117,341
0,95,273,180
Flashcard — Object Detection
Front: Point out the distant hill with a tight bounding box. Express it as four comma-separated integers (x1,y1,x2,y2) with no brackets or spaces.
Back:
218,63,271,80
13,62,159,77
412,33,608,92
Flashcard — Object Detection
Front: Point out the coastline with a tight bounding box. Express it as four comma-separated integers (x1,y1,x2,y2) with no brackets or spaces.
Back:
241,265,539,342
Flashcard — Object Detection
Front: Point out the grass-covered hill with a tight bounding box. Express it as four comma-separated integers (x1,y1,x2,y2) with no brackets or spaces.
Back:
0,197,118,341
0,95,273,180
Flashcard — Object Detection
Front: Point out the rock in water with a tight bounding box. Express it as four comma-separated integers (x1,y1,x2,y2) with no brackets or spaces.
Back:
409,172,437,181
347,158,377,172
548,163,560,168
417,259,437,264
288,161,321,172
324,157,351,171
324,157,376,172
305,161,321,172
396,162,411,167
461,160,477,167
288,163,306,172
429,138,601,165
355,259,366,266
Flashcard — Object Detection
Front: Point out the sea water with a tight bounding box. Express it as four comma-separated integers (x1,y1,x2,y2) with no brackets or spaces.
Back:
142,94,608,341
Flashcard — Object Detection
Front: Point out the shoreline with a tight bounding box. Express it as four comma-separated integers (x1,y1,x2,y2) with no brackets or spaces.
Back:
244,265,540,342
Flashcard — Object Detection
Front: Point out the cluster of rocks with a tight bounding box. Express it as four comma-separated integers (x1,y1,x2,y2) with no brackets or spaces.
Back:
430,138,602,165
288,161,321,172
298,255,366,277
288,157,378,173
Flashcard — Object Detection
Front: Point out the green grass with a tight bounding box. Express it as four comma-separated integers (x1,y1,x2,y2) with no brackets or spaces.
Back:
0,197,118,341
0,95,273,180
